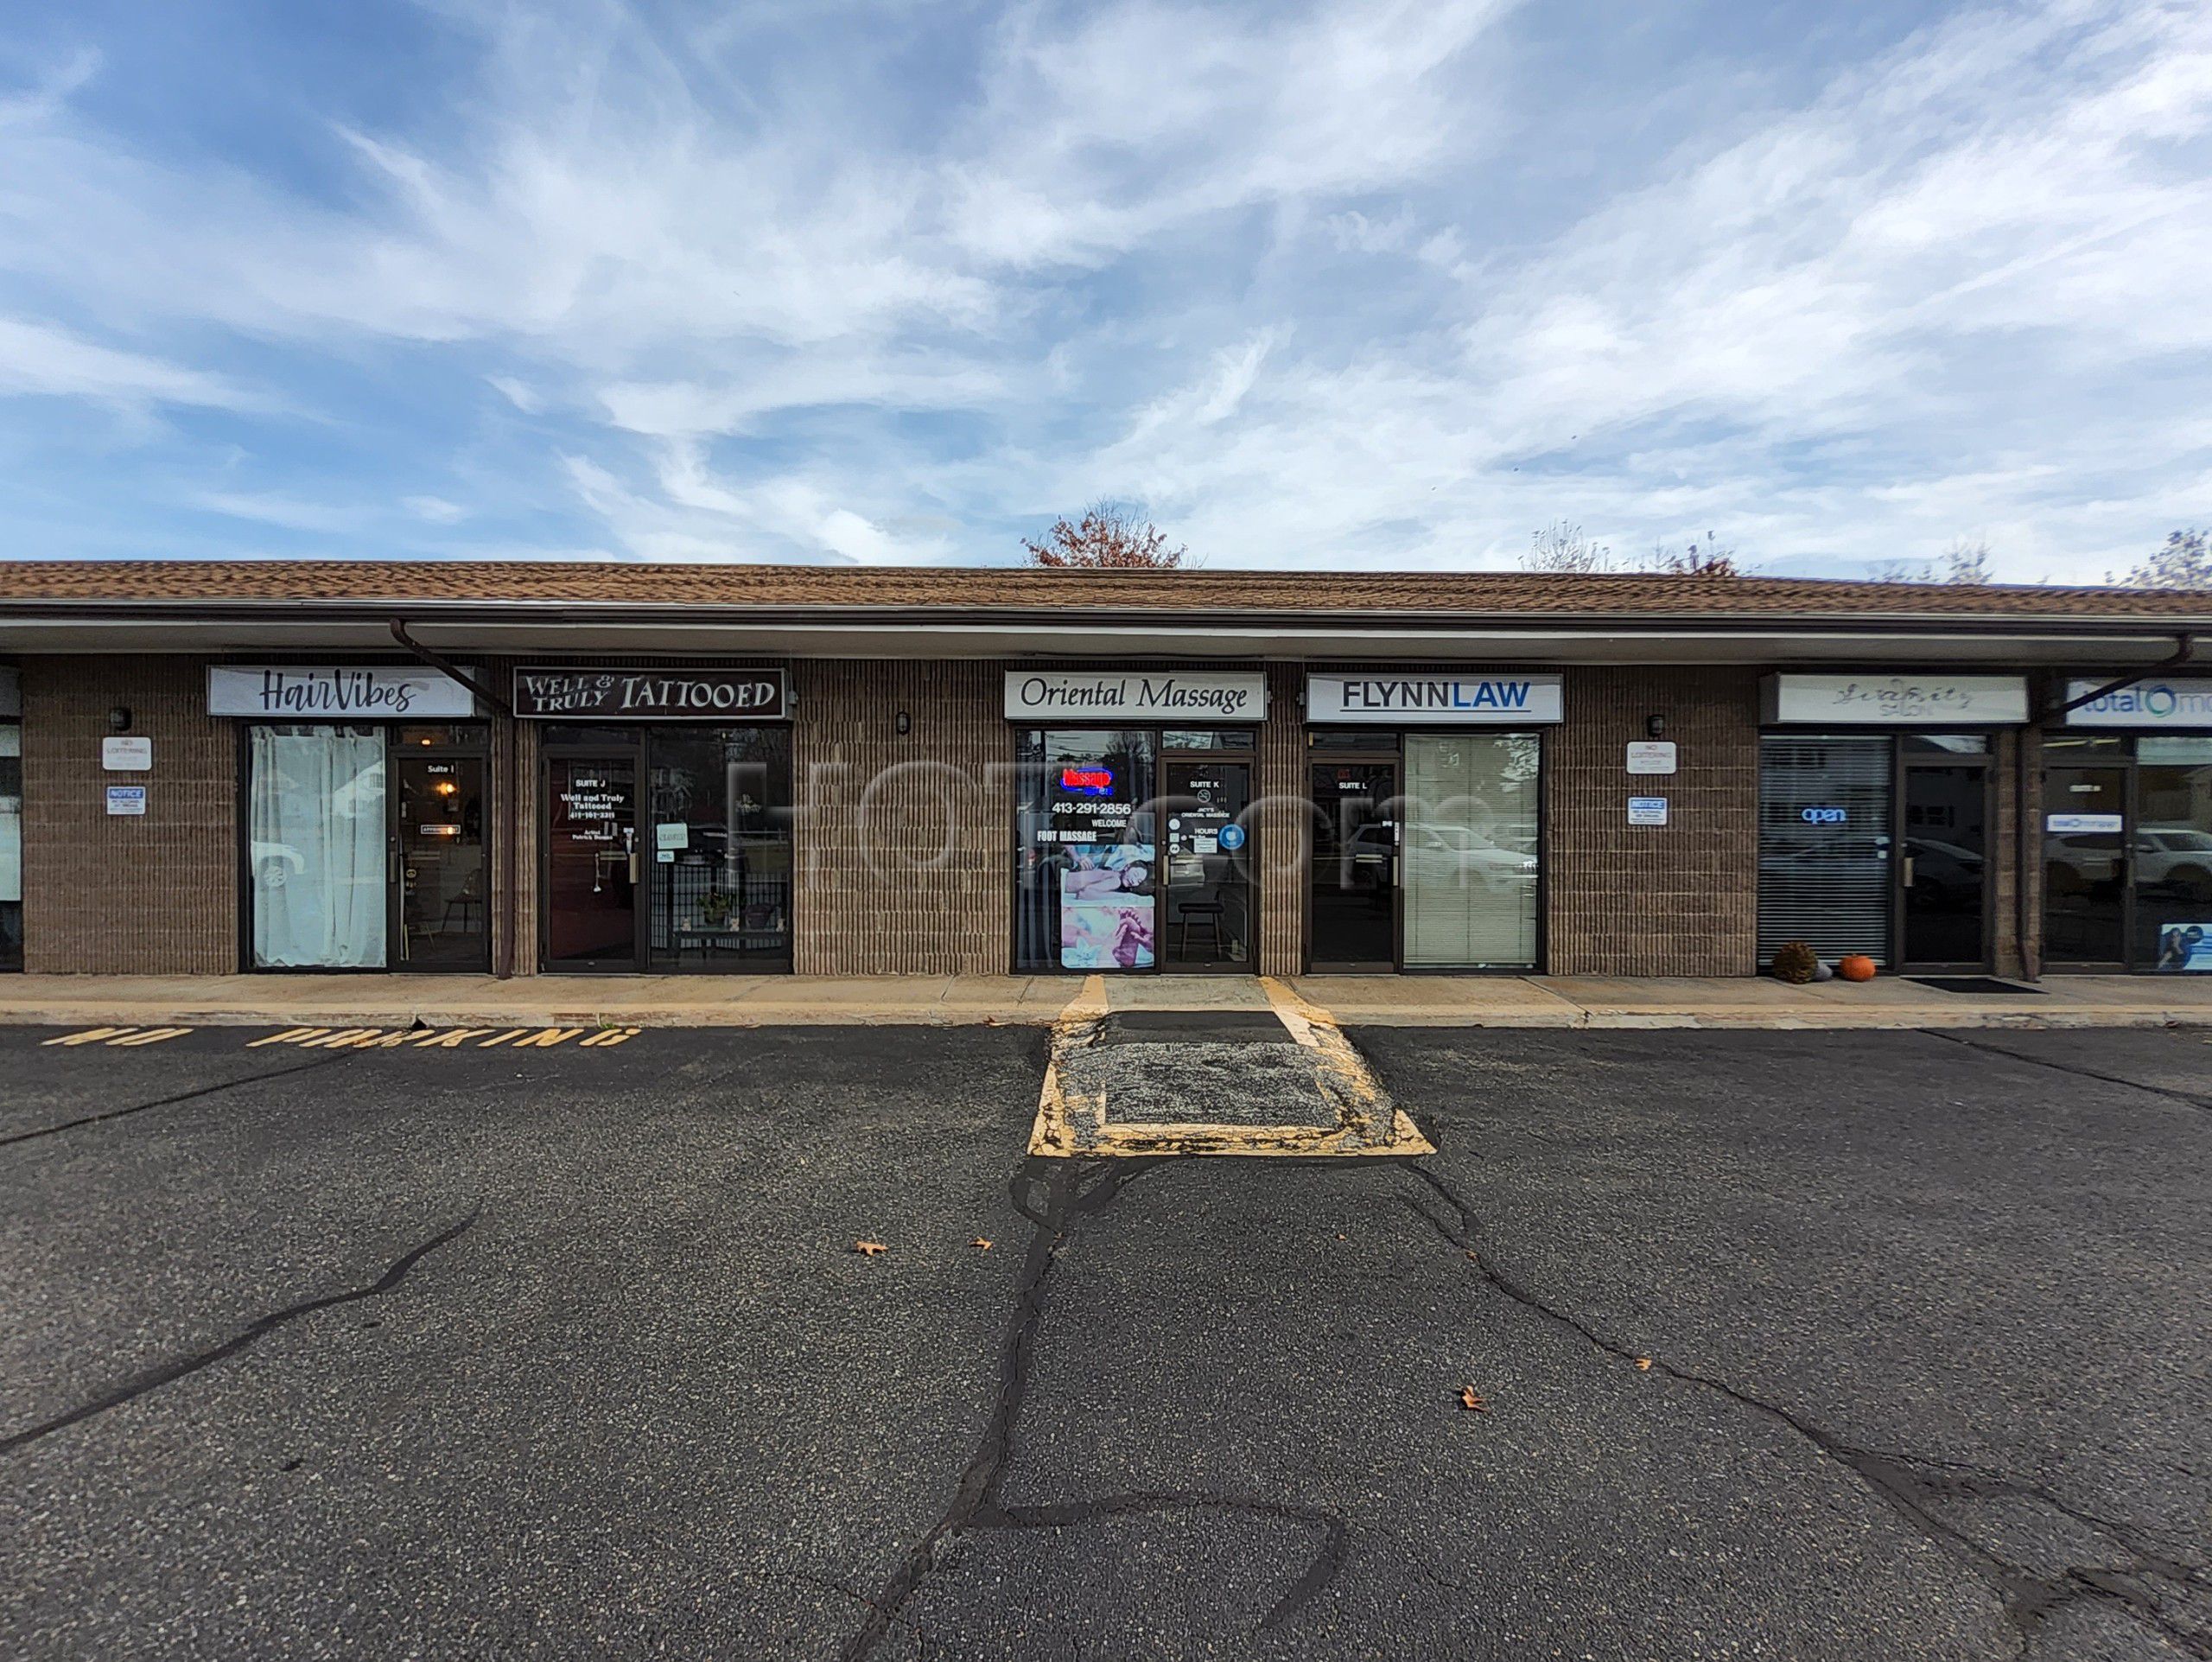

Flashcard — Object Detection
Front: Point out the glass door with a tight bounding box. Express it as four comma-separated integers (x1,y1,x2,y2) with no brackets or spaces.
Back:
544,754,639,970
1901,761,1990,968
396,749,489,971
2044,765,2127,967
1309,760,1399,971
1161,760,1253,971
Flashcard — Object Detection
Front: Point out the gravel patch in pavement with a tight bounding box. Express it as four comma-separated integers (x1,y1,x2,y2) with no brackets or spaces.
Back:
1060,1039,1342,1127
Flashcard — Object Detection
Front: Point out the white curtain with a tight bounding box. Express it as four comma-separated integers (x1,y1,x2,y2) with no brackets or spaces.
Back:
1403,733,1541,969
0,724,21,907
250,727,387,968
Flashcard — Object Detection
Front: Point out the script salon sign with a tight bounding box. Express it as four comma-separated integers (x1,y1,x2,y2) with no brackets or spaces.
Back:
207,665,476,718
1306,672,1565,724
1004,670,1267,722
514,667,789,720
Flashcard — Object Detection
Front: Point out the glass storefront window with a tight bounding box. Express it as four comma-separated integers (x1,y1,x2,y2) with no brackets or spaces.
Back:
1162,729,1254,751
1902,734,1987,755
646,728,794,971
248,726,389,968
1758,735,1893,964
1014,729,1158,971
2133,748,2212,971
0,722,20,971
1401,733,1540,969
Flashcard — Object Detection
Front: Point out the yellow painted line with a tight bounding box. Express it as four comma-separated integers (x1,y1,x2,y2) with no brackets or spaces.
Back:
109,1027,192,1047
358,1030,422,1048
474,1028,529,1048
410,1028,497,1048
42,1027,138,1047
1029,976,1109,1156
577,1027,641,1048
510,1027,585,1048
246,1027,327,1048
296,1028,387,1049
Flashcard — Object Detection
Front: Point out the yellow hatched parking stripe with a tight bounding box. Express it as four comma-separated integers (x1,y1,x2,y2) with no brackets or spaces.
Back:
41,1026,194,1048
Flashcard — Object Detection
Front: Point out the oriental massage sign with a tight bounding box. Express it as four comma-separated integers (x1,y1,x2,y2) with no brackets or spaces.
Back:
513,667,790,721
1003,670,1267,722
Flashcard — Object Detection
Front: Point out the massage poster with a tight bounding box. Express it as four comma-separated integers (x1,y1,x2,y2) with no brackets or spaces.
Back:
1048,756,1155,971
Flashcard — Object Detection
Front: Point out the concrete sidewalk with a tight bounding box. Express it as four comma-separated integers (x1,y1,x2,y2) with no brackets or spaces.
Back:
5,970,2212,1031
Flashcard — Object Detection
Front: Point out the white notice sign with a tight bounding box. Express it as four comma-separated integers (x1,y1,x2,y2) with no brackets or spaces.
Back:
1627,796,1669,826
105,786,147,816
1625,742,1676,775
102,736,152,771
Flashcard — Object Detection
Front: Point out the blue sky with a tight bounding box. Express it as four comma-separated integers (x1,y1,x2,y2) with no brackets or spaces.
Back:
0,0,2207,580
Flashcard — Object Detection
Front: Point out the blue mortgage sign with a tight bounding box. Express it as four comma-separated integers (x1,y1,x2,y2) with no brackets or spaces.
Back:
1801,806,1848,825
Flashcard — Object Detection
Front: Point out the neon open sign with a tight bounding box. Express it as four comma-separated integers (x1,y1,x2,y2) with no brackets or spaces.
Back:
1801,806,1848,825
1060,767,1116,797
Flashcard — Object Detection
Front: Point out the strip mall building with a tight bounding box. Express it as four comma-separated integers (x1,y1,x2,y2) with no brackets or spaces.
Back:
3,562,2211,983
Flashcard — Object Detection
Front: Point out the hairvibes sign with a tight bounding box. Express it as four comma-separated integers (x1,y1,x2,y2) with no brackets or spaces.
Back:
207,665,477,718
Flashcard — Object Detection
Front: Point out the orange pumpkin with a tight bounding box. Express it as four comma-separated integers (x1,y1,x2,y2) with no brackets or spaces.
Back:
1836,953,1878,982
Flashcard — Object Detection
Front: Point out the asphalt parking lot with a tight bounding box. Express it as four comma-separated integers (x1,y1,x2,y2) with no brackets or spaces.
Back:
3,1022,2208,1660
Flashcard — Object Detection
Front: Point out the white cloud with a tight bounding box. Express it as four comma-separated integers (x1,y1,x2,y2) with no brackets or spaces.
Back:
0,315,254,411
0,0,2207,576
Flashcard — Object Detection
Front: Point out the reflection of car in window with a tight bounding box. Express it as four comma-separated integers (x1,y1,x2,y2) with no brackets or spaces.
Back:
251,840,305,890
2137,826,2212,901
1354,823,1537,889
1904,837,1983,904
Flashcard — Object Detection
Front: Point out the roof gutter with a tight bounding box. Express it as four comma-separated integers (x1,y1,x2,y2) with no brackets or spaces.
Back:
5,596,2212,641
2041,632,2196,720
389,618,511,716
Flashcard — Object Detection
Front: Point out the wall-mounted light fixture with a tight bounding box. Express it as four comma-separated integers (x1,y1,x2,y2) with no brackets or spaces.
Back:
107,706,132,733
895,710,912,736
1645,714,1667,739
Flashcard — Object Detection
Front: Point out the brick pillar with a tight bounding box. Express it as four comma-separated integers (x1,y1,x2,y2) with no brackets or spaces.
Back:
1257,661,1305,976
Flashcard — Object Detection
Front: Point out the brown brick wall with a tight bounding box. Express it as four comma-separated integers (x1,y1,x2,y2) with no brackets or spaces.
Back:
1255,662,1305,976
791,660,1011,974
1547,665,1761,976
22,656,238,973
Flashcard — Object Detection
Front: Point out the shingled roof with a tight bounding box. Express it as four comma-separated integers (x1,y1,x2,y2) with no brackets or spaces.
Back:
0,559,2209,622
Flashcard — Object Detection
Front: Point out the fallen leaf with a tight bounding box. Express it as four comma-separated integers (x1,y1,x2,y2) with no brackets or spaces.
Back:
970,1238,994,1251
854,1240,887,1256
1458,1385,1488,1412
1465,1250,1480,1264
1634,1357,1653,1372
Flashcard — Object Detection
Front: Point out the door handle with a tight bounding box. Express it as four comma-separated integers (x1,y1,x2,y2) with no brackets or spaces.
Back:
629,852,641,884
1902,856,1915,888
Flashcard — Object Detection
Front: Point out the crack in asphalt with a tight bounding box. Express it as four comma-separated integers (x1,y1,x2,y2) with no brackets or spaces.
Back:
842,1155,1348,1660
1925,1029,2212,1116
0,1213,479,1455
1396,1162,2211,1660
0,1048,366,1150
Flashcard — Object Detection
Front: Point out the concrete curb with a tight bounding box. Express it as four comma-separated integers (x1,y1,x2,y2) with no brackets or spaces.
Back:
5,1004,2211,1032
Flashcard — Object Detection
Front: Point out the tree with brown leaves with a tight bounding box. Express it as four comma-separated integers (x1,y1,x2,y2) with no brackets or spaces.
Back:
1022,502,1189,569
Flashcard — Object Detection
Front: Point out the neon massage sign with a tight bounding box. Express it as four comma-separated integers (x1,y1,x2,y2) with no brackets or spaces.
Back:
1059,767,1116,798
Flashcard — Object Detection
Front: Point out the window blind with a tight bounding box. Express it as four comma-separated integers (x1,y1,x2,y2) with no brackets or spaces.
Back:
1758,735,1892,965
